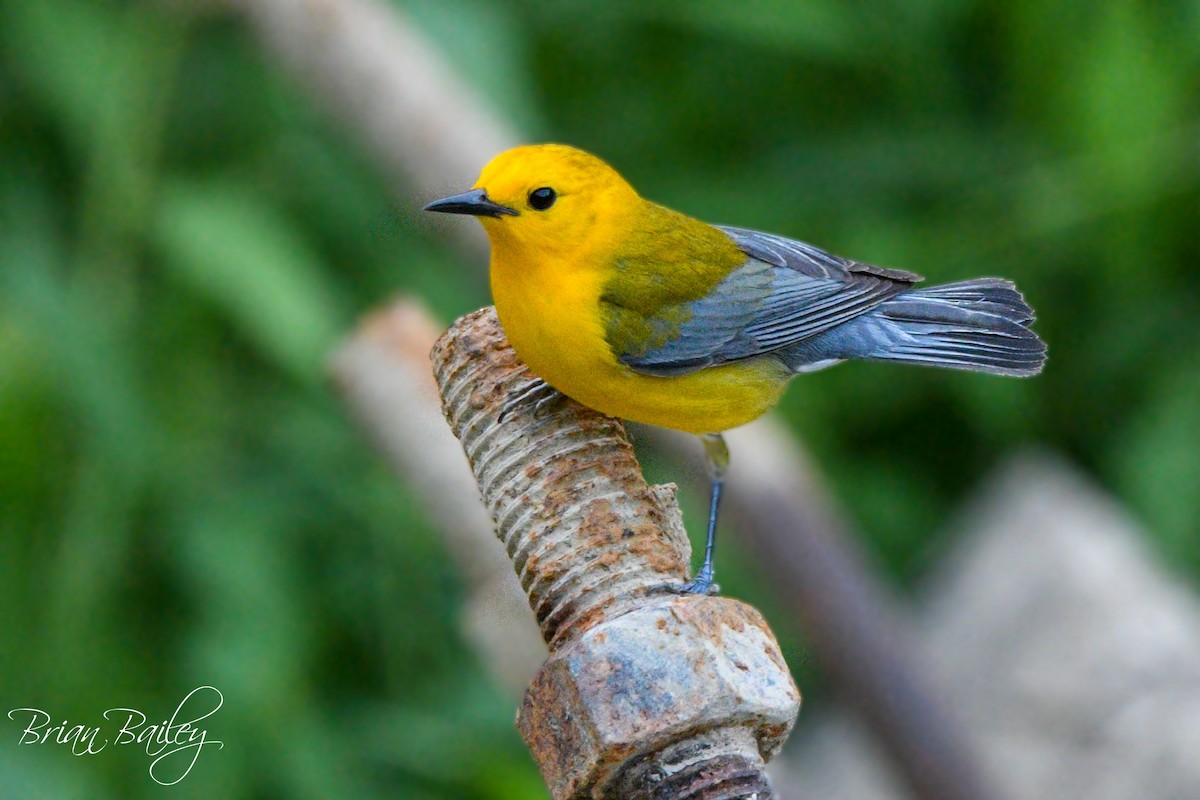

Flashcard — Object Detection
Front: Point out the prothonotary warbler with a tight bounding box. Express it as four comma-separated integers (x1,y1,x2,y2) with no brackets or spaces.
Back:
426,144,1046,594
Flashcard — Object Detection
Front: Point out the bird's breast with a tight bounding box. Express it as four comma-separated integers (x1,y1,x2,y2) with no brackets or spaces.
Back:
491,253,616,389
490,253,789,434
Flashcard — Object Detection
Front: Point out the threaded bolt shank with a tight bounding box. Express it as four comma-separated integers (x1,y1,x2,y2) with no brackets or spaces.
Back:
432,307,691,648
431,308,800,800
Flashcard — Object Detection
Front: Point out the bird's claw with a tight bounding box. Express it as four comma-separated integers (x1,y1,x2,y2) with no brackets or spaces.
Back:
677,577,720,596
498,378,562,423
532,391,564,418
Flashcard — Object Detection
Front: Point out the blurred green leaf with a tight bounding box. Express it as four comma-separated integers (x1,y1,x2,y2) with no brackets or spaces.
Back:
152,178,346,383
637,0,861,57
1,0,135,155
1114,357,1200,573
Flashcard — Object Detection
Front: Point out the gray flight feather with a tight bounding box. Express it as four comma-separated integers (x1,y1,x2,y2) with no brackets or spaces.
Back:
618,226,918,376
617,226,1045,379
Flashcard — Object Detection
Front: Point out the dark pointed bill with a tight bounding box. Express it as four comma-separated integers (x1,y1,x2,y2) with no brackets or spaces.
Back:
423,188,518,218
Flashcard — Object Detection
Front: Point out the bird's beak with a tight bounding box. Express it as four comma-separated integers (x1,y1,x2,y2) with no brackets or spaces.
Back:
423,188,518,218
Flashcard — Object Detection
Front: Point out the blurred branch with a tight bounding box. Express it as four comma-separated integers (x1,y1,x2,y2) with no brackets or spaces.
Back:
429,306,799,800
329,297,546,694
654,423,1002,800
225,0,1002,798
782,453,1200,799
220,0,522,257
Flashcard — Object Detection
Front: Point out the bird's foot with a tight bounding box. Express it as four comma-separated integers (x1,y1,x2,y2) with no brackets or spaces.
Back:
650,569,720,597
498,378,563,423
676,576,720,596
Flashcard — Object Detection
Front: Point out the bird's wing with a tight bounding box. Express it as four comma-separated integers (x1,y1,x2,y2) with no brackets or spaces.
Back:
612,226,921,376
718,226,923,284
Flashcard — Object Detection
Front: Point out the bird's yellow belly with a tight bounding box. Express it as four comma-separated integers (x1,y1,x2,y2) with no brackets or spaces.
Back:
561,356,791,434
493,271,791,434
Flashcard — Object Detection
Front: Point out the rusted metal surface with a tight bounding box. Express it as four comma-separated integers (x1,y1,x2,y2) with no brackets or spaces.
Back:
518,597,797,798
616,728,777,800
431,307,801,800
432,307,691,647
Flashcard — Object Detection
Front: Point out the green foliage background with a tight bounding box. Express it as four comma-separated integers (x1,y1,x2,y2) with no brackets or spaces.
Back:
1,0,1197,797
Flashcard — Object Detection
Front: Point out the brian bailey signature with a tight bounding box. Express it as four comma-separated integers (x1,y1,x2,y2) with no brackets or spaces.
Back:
7,685,224,785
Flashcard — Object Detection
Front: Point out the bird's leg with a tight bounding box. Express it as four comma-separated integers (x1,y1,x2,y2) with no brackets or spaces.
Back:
678,432,729,596
498,377,563,423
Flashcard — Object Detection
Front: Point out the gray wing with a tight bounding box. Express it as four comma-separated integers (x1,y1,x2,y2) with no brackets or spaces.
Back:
718,226,923,284
618,226,922,377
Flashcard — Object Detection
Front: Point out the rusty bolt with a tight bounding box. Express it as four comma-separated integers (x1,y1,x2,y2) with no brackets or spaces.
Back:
431,308,800,800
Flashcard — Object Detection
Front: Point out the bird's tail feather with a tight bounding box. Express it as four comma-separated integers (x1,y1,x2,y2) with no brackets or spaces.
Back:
851,278,1046,377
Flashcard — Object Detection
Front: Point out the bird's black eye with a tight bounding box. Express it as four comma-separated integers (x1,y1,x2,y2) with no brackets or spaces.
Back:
528,187,557,211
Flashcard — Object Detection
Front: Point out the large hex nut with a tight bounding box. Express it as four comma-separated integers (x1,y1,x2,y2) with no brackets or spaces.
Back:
517,595,801,799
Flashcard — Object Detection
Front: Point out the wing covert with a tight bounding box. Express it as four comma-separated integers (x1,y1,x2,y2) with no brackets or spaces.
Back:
611,226,921,377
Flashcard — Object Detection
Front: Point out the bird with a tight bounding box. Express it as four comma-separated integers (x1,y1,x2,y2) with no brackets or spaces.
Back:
425,144,1045,595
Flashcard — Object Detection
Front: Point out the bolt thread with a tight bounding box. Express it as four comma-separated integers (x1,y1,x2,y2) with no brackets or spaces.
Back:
619,727,775,800
431,308,691,648
644,755,773,800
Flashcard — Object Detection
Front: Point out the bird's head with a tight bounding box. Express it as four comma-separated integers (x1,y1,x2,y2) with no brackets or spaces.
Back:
424,144,638,259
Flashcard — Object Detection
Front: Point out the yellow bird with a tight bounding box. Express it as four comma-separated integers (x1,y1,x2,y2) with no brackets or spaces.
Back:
426,144,1045,594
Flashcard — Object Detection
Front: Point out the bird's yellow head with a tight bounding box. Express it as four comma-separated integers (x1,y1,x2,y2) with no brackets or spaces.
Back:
424,144,639,260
